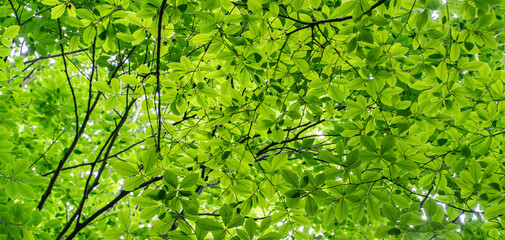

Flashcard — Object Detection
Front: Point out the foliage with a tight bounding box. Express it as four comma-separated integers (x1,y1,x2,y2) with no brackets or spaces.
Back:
1,0,505,239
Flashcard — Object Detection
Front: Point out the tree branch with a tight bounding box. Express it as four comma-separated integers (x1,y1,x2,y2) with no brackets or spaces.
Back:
29,130,68,169
255,119,325,156
41,134,156,177
156,0,168,152
64,176,163,240
37,47,137,211
286,0,387,35
23,48,90,65
57,99,137,240
57,19,80,137
7,0,21,25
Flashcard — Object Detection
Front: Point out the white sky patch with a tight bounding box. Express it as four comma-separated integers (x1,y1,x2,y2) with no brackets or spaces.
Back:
421,208,427,220
431,11,439,20
472,203,481,220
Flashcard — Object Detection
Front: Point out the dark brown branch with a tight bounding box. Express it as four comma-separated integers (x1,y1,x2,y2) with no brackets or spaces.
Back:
41,134,156,177
29,130,68,169
286,0,387,35
87,37,97,115
168,166,210,233
156,0,168,152
64,176,163,240
385,178,482,214
57,19,80,137
37,96,100,211
199,212,267,220
57,99,137,240
255,119,325,156
7,0,21,25
23,48,90,65
37,47,137,211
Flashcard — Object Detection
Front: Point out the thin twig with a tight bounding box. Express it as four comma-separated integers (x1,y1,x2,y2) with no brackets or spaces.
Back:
286,0,387,35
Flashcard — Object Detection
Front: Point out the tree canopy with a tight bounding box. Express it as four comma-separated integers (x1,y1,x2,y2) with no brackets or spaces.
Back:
1,0,505,239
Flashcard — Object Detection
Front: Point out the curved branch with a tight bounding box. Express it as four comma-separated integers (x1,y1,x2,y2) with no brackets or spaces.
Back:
156,0,169,152
37,47,137,211
64,176,163,240
286,0,387,35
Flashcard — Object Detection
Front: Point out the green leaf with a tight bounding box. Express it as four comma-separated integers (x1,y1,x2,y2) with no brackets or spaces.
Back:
104,229,123,240
381,135,395,154
220,204,233,226
16,182,35,199
123,176,143,191
166,231,191,240
245,218,257,238
271,153,288,172
367,198,380,220
284,189,303,198
423,199,438,219
484,204,505,219
281,169,299,188
42,0,61,5
76,8,95,20
12,159,29,176
258,232,283,240
469,159,482,182
119,75,141,85
396,160,417,171
328,85,346,102
163,170,178,188
65,17,84,27
305,196,318,216
51,4,66,19
346,149,360,169
416,10,429,30
83,27,96,43
0,140,14,152
140,206,160,219
227,215,245,228
181,199,199,215
196,218,224,231
444,231,462,240
111,162,138,177
118,210,131,231
3,25,19,39
180,173,199,189
291,215,311,225
293,58,310,73
142,148,157,172
259,217,271,233
360,30,374,44
427,0,440,10
382,203,398,222
375,226,394,238
7,0,505,238
335,199,348,223
366,47,381,65
360,134,376,152
93,81,112,93
256,119,275,131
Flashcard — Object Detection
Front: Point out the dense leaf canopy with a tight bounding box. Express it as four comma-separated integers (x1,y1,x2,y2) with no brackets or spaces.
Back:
1,0,505,239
